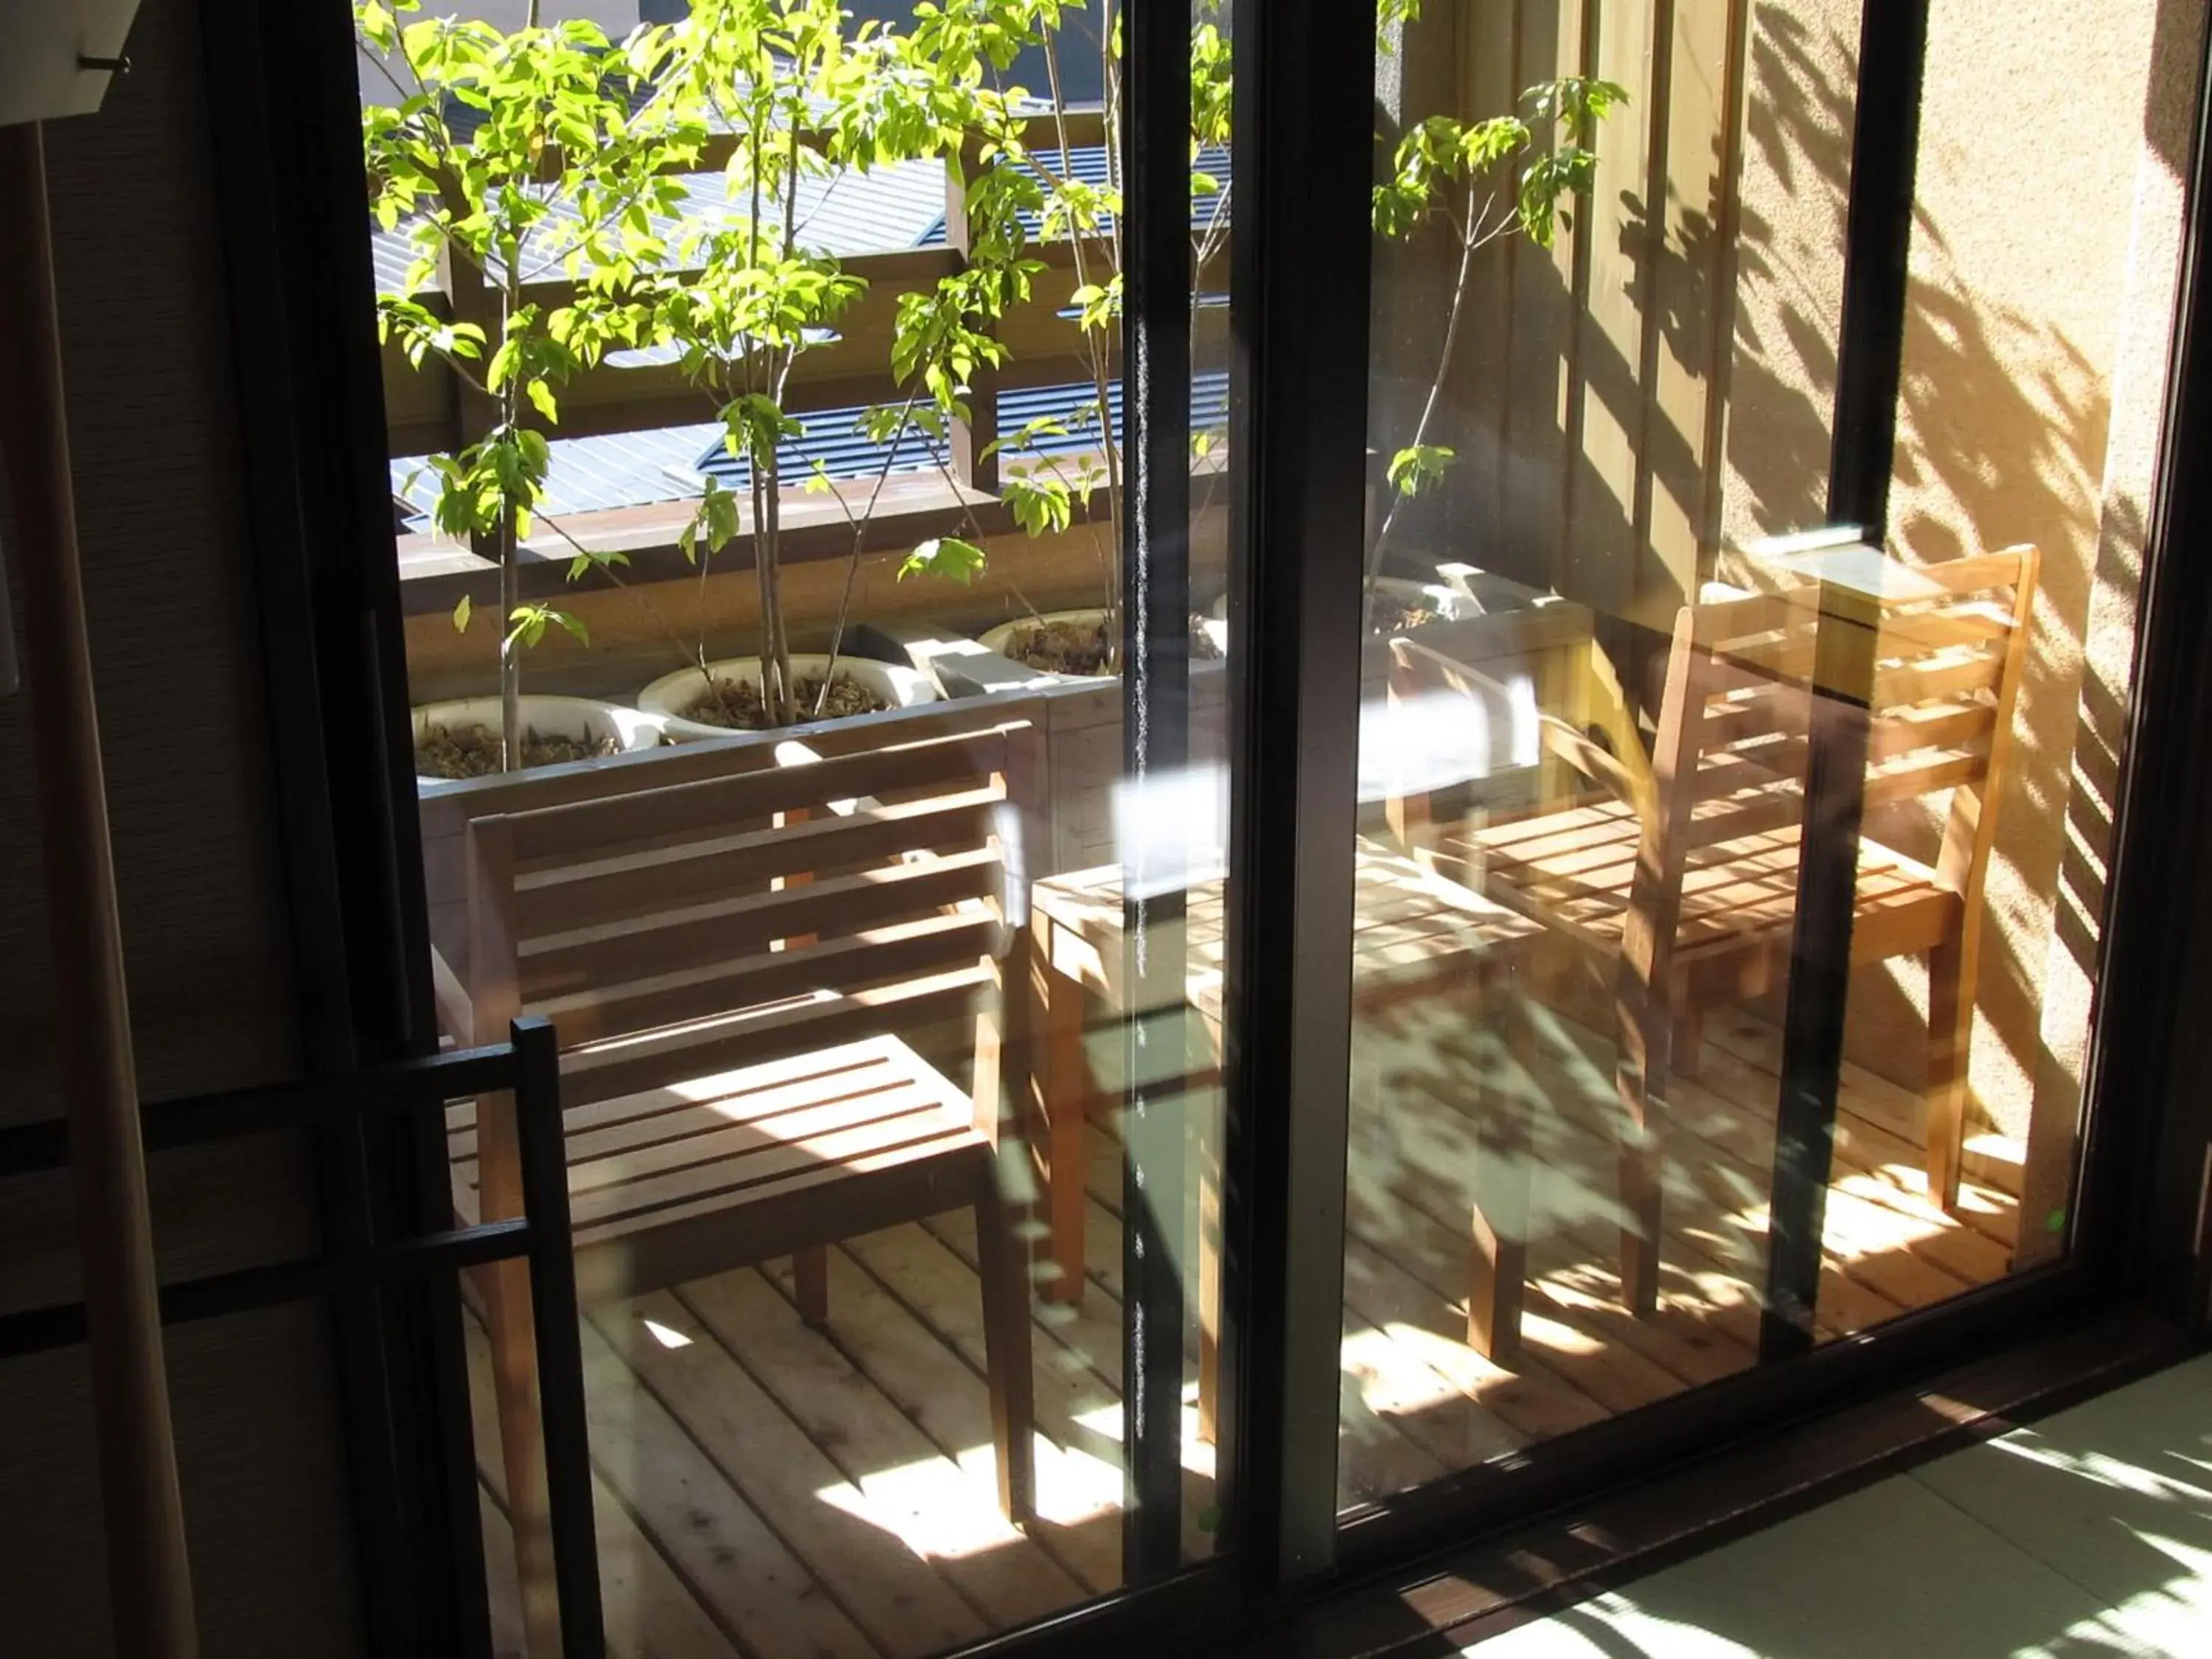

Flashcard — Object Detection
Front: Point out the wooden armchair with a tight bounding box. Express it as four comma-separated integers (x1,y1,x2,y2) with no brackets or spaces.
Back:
1389,546,2039,1323
448,720,1043,1621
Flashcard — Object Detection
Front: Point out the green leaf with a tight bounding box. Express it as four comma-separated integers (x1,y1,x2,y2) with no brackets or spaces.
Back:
452,593,473,633
1387,443,1457,496
899,536,987,585
526,380,560,423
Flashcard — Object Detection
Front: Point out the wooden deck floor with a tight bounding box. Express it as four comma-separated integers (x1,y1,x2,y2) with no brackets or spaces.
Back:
470,1009,2026,1659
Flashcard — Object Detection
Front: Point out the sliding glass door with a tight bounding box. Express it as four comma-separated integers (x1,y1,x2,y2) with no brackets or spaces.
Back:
340,0,2205,1649
1309,0,2189,1537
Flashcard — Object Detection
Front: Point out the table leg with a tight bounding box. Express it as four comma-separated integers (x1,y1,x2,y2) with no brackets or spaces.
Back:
1037,945,1093,1308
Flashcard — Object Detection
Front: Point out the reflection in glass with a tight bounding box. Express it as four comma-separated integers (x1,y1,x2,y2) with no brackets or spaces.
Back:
1332,0,2135,1512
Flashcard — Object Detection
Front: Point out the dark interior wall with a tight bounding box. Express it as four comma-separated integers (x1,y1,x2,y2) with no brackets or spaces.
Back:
0,1,367,1652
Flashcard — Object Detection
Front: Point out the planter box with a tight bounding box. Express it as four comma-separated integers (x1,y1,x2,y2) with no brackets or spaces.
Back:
412,694,663,791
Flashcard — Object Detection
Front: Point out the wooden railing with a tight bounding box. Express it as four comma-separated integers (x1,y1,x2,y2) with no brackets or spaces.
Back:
381,1,1767,633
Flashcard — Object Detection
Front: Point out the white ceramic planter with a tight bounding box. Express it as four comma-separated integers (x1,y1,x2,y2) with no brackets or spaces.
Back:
411,695,664,786
975,609,1117,680
1433,562,1544,614
637,653,941,742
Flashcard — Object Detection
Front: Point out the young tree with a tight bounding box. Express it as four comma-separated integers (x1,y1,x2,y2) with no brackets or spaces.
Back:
910,0,1624,650
357,0,700,768
1368,55,1627,631
654,0,1027,725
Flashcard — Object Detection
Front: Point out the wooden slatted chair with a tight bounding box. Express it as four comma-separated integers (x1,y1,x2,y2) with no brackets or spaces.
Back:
451,720,1040,1573
1389,546,2039,1322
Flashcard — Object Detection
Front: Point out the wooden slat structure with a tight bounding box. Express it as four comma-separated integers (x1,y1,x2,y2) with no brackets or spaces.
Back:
465,1008,2024,1655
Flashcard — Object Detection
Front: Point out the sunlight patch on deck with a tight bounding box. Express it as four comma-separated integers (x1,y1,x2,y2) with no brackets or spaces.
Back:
814,1454,1024,1559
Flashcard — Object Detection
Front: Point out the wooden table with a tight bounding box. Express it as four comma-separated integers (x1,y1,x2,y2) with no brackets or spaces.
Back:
1027,839,1545,1422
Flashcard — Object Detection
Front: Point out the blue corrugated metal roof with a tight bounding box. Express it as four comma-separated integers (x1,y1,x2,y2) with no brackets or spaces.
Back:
917,144,1231,246
690,369,1230,491
369,156,948,294
374,142,1230,288
392,422,718,532
691,402,942,492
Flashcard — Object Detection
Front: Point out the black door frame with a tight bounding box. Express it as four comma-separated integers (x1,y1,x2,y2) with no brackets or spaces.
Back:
217,0,2212,1652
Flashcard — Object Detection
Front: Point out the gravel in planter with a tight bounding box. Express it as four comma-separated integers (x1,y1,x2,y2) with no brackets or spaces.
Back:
1369,592,1445,634
415,722,622,779
1004,616,1224,675
677,672,891,730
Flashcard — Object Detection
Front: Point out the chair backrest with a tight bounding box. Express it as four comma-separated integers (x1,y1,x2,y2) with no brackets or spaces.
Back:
1628,544,2040,977
464,719,1037,1108
420,693,1049,991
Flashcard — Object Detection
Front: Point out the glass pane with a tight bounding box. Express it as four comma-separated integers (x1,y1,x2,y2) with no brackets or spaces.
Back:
1821,0,2187,1320
1342,0,1851,1507
364,0,1228,1646
1339,0,2182,1512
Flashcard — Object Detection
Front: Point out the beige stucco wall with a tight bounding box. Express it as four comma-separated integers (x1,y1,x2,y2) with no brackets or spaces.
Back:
1720,0,2199,1191
1717,0,1860,548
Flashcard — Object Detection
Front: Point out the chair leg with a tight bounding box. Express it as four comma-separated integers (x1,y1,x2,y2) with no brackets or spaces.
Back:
1926,936,1972,1212
1040,967,1092,1307
974,1174,1037,1526
793,1245,831,1329
1617,993,1669,1319
1618,1140,1663,1317
1468,1131,1530,1364
479,1257,563,1658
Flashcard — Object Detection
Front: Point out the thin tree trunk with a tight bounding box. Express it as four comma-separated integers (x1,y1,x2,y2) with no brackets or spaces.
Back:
1043,32,1124,666
499,511,522,768
762,451,793,726
751,468,782,724
1363,191,1482,637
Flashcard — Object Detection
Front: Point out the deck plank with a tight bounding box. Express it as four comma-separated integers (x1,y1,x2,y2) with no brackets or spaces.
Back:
1346,1166,1689,1419
591,1292,992,1658
754,1234,1126,1596
672,1262,1098,1623
1350,1075,1762,1389
574,1318,881,1658
1517,1007,1934,1331
479,1487,530,1659
459,990,2038,1648
1702,1010,2028,1198
1685,1036,2020,1259
1065,1128,1447,1508
465,1326,748,1659
1340,1234,1603,1444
